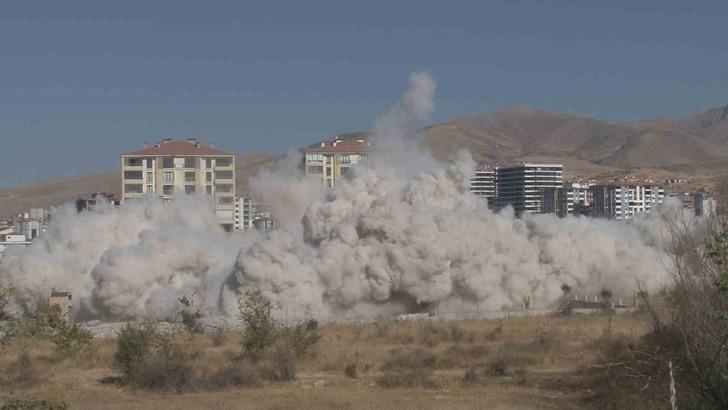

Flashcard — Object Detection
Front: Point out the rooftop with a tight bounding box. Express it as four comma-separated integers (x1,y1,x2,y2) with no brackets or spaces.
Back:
303,137,369,154
123,139,233,157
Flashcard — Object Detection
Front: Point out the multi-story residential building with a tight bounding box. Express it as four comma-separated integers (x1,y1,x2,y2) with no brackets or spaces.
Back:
539,182,594,217
303,136,369,188
492,163,563,214
694,193,717,217
234,196,256,230
470,165,497,206
591,185,664,220
75,192,121,213
234,196,277,232
121,139,237,231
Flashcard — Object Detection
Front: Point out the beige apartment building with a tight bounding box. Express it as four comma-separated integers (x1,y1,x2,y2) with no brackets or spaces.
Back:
303,136,369,188
121,138,236,231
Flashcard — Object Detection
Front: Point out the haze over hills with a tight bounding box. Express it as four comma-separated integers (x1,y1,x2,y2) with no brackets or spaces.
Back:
1,105,727,220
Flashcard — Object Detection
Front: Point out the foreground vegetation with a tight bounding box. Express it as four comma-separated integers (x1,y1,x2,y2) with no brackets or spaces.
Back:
1,308,657,410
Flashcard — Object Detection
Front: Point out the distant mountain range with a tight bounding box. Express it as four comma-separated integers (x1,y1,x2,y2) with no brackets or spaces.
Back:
2,105,727,219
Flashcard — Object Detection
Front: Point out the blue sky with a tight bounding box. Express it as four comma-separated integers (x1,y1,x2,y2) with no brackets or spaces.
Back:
1,0,727,188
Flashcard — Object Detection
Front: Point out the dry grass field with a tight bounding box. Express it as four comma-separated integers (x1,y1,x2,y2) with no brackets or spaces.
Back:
0,312,653,410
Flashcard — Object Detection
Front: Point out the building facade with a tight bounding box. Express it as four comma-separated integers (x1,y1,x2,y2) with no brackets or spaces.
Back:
492,163,563,214
303,137,369,188
121,139,237,231
591,185,665,220
470,165,497,206
694,193,717,217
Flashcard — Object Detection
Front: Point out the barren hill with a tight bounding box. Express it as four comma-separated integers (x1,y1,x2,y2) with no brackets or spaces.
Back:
417,106,728,168
2,105,728,219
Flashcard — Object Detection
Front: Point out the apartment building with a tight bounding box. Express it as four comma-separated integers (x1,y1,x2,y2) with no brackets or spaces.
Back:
303,137,369,188
121,139,236,231
694,193,717,217
491,163,563,214
470,165,497,206
234,196,256,230
591,185,664,220
539,182,594,217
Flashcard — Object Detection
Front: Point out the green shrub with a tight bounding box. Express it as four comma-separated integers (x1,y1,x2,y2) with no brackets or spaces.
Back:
113,322,158,381
2,305,91,359
238,290,277,361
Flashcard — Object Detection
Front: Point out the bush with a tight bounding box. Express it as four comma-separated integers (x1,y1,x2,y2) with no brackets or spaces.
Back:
270,340,297,381
208,323,226,346
282,319,321,358
0,397,68,410
130,337,197,391
178,296,203,334
113,322,198,391
0,350,39,389
419,322,441,347
2,305,91,359
207,362,261,388
344,363,358,379
377,349,438,389
463,368,480,386
238,290,277,361
113,322,157,381
485,321,503,341
52,320,92,359
0,284,13,321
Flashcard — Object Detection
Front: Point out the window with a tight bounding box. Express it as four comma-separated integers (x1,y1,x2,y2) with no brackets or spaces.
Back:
125,158,143,167
162,158,174,168
215,158,232,167
206,172,212,182
146,159,153,169
146,172,153,183
146,185,154,193
340,155,351,164
184,157,195,168
216,184,232,193
340,167,350,175
163,185,173,195
206,158,213,168
185,171,196,182
185,186,196,194
325,167,332,177
206,185,212,195
307,165,323,174
218,197,234,205
215,170,233,180
124,171,143,180
163,171,173,183
306,153,323,161
124,184,143,193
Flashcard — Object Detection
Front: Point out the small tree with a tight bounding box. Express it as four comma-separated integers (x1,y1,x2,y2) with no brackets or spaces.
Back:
238,290,277,361
177,296,203,334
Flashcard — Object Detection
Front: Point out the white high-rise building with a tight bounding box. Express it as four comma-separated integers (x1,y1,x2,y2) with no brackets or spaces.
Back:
591,185,665,220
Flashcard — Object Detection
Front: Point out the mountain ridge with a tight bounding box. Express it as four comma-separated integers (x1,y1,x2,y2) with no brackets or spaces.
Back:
2,105,727,219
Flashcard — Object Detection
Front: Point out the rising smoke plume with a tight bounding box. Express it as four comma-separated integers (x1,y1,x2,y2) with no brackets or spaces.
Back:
0,71,679,321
